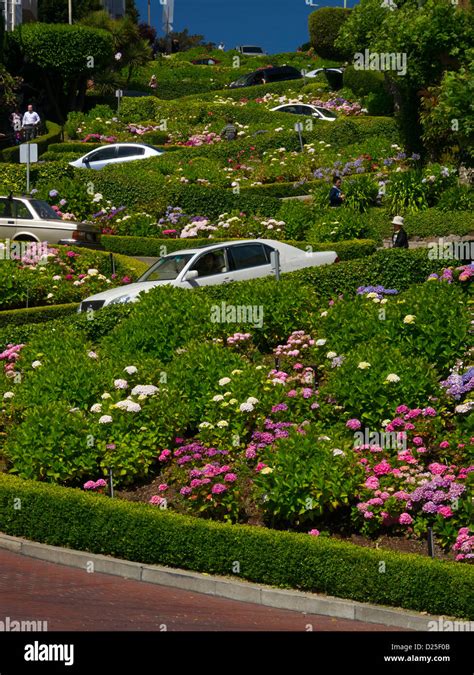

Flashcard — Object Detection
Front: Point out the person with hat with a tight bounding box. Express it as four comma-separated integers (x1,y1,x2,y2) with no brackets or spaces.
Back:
392,215,409,248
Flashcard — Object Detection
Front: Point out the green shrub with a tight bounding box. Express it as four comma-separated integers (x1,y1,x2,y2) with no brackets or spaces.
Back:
101,235,377,261
366,90,394,116
0,303,78,329
276,199,313,240
343,174,379,212
0,121,62,163
308,8,352,59
291,248,452,299
437,185,474,212
343,66,384,97
119,96,161,123
48,142,102,153
0,474,472,617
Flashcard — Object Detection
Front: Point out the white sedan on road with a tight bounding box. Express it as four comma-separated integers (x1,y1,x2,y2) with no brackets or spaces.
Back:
79,239,338,312
271,103,337,121
69,143,164,170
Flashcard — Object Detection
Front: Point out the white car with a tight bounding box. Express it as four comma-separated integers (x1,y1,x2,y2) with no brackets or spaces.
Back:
271,103,337,122
79,239,338,312
69,143,164,170
304,67,344,79
236,45,267,56
0,195,100,246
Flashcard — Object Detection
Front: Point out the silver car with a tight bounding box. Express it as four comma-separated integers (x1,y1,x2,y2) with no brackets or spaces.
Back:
69,143,164,170
0,195,101,247
79,239,337,312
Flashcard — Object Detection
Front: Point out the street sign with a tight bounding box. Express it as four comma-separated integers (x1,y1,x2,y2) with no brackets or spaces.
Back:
294,122,304,133
19,143,38,164
115,90,123,98
19,143,38,193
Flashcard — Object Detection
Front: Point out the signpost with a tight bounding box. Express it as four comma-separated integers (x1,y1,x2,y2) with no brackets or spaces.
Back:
294,122,305,152
115,89,123,112
19,143,38,193
270,249,281,281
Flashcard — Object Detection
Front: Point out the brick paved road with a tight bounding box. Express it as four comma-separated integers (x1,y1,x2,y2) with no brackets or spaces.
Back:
0,549,402,631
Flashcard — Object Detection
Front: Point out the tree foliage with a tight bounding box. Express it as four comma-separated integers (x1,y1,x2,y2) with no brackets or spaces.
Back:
308,7,351,59
7,23,113,122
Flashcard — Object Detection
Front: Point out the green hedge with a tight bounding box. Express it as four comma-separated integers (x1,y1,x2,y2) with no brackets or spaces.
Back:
291,247,454,297
101,235,377,261
363,208,474,240
0,474,472,618
0,121,62,163
0,302,78,328
48,142,102,153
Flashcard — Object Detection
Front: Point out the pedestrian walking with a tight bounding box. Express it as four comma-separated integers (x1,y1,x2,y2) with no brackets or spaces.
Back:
218,42,225,51
391,215,409,248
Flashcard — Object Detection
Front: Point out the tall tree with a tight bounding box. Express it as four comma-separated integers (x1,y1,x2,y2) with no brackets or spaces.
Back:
335,0,473,154
7,23,114,123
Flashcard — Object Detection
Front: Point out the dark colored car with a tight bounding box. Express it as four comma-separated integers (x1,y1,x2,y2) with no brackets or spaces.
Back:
229,65,303,89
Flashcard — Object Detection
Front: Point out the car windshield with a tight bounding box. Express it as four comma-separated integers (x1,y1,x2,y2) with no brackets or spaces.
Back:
138,253,194,282
315,107,337,119
244,47,263,53
30,200,63,220
231,75,250,86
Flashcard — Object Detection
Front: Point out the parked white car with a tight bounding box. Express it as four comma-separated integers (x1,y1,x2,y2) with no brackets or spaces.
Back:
271,103,337,122
69,143,164,170
236,45,267,56
0,195,100,247
79,239,338,312
304,67,345,79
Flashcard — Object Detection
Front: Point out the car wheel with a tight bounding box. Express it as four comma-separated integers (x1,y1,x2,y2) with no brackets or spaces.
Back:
13,235,38,242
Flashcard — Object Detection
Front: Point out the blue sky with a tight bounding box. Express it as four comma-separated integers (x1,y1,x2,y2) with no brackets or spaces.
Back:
135,0,356,54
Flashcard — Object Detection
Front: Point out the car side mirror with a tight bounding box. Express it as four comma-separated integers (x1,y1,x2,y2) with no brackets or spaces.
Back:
184,270,199,281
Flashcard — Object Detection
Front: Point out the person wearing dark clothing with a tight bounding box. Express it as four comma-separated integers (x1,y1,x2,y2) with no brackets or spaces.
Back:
220,118,238,141
329,176,344,207
391,215,409,248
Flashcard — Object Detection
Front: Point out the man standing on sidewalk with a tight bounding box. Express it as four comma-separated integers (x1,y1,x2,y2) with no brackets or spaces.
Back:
22,105,41,141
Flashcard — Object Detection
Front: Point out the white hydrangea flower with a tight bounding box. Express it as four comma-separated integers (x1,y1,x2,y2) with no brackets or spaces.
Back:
246,397,259,405
217,420,229,428
115,400,142,413
124,366,138,375
99,415,113,424
87,268,99,276
212,394,225,402
101,392,111,400
131,384,158,397
326,351,337,359
199,422,214,429
114,379,128,390
385,373,400,383
315,339,326,346
219,377,231,386
90,403,102,413
239,402,255,413
403,315,416,324
358,362,371,369
3,391,14,399
31,360,42,369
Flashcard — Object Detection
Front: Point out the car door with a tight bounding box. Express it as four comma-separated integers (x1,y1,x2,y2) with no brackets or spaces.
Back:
226,243,273,283
13,199,37,239
278,105,298,115
82,146,118,170
114,145,146,165
297,105,317,118
181,248,231,287
0,197,16,240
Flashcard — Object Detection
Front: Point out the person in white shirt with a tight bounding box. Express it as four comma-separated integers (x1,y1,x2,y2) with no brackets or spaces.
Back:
22,105,41,140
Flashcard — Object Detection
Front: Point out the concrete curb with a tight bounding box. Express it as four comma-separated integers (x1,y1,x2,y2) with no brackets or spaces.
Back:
0,533,443,630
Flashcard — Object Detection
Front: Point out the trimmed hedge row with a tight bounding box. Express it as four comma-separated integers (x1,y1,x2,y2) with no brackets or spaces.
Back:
292,247,453,296
0,122,62,163
101,235,378,261
0,474,472,618
0,303,78,329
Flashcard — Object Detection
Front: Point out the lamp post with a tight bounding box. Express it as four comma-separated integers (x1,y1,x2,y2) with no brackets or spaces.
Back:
148,0,151,26
68,0,72,24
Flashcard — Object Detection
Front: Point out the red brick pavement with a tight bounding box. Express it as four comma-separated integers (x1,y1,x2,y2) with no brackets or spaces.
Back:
0,549,403,631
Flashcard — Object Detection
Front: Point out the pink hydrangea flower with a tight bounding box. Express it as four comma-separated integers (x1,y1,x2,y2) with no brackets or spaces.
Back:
399,513,413,525
308,529,320,536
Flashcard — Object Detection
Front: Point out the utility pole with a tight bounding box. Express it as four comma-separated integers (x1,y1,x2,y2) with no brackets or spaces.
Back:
68,0,72,24
148,0,151,26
